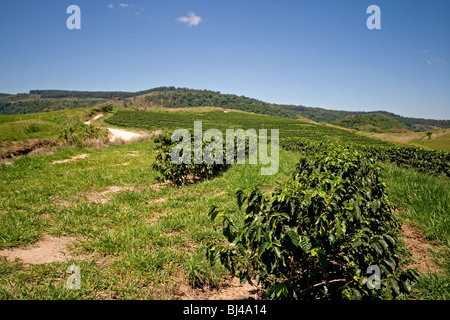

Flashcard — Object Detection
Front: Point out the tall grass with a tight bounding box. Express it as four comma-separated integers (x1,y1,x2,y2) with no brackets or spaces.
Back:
382,163,449,299
382,163,450,248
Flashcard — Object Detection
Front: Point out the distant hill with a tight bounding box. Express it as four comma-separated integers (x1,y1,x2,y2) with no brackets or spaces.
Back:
1,87,448,131
333,113,408,133
280,105,450,131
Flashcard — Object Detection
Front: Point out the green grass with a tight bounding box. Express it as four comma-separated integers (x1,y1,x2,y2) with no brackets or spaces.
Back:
0,108,92,141
411,130,450,152
382,163,450,299
382,163,450,248
0,106,448,300
0,137,300,299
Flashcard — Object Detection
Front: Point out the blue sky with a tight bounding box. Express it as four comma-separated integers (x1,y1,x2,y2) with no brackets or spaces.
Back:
0,0,449,119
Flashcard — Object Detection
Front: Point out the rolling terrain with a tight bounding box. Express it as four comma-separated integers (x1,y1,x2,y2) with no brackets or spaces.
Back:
2,87,449,132
0,95,448,300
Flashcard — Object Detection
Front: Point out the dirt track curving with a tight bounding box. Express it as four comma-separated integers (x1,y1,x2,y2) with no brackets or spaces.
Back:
83,113,146,142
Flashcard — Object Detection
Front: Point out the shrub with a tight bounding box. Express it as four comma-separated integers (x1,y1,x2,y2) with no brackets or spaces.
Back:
100,104,114,113
207,144,419,299
152,131,251,185
58,121,109,147
24,124,41,133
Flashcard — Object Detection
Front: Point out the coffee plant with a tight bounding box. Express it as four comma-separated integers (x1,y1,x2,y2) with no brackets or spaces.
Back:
207,144,419,299
153,131,251,185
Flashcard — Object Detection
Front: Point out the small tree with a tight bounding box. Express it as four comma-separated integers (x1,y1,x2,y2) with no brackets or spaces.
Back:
100,104,113,113
426,131,432,140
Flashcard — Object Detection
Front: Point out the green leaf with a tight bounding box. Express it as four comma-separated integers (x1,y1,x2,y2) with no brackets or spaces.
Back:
378,239,390,252
328,234,336,246
353,205,362,221
335,218,343,239
258,242,270,257
299,236,312,253
401,279,411,293
287,228,299,248
236,189,246,209
275,282,288,298
389,278,400,295
371,242,383,255
383,257,396,271
208,205,219,221
304,193,312,206
384,234,397,246
273,246,282,259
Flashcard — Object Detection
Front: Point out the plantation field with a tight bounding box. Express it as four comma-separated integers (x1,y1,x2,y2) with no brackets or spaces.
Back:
0,107,448,300
105,109,391,146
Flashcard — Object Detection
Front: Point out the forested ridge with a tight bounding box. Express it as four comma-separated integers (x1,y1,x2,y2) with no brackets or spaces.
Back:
1,87,448,130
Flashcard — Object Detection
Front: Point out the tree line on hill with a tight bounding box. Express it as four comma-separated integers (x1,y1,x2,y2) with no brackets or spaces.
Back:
0,87,448,131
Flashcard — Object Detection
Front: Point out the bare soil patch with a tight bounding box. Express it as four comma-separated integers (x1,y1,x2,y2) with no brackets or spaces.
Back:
0,138,58,160
107,128,143,143
83,113,104,125
213,190,227,197
0,159,13,165
126,151,139,157
148,197,167,205
401,223,444,274
0,235,76,264
149,182,170,191
112,162,130,166
174,276,262,300
87,185,134,204
83,114,162,144
52,153,89,164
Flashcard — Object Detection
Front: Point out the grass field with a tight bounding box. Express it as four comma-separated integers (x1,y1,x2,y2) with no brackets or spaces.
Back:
382,164,450,299
0,107,448,299
361,129,450,152
0,139,301,299
0,108,92,141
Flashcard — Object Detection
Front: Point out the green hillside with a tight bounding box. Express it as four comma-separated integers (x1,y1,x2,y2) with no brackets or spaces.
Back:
0,94,104,115
104,109,390,146
333,113,408,133
1,87,448,132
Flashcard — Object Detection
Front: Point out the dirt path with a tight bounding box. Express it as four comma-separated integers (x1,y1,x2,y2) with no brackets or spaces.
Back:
107,128,143,143
83,114,148,143
83,114,104,126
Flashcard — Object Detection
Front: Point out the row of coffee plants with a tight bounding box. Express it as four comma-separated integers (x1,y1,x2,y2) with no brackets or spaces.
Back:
105,110,389,146
359,145,450,177
207,143,419,299
280,137,450,177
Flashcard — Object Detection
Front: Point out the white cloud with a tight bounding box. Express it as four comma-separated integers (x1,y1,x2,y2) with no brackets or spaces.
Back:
421,50,446,65
427,57,446,65
119,3,134,8
177,12,202,26
107,4,114,9
135,7,144,16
